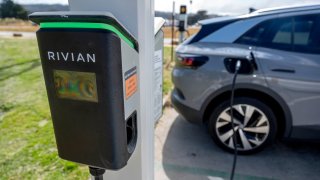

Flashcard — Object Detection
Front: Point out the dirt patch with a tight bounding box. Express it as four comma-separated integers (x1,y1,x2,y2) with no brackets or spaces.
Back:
162,26,200,39
0,19,38,32
0,25,38,32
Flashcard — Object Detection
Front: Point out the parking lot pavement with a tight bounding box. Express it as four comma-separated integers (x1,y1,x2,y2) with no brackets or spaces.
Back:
155,108,320,180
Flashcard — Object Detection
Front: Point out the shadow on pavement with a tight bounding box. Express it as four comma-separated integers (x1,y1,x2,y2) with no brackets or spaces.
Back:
162,114,320,180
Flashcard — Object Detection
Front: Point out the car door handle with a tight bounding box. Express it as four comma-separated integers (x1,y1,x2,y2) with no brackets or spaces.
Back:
271,68,295,73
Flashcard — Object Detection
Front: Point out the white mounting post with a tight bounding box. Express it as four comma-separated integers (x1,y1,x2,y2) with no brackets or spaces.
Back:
68,0,155,180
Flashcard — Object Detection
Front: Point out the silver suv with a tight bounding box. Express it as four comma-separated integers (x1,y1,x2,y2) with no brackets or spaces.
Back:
172,4,320,154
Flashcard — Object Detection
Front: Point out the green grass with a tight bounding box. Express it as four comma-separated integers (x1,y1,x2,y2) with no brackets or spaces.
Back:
0,38,88,179
163,46,175,95
0,38,175,179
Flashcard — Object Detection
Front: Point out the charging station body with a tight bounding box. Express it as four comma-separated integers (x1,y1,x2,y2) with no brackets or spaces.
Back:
30,12,139,170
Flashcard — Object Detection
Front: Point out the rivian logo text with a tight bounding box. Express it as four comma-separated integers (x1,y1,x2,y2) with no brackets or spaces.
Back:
47,51,96,63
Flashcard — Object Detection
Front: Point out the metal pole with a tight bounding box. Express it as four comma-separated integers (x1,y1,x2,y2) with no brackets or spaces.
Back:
179,32,184,43
68,0,155,179
89,167,105,180
170,1,175,66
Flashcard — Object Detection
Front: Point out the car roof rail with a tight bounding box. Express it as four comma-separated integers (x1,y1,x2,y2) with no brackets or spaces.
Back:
253,4,320,15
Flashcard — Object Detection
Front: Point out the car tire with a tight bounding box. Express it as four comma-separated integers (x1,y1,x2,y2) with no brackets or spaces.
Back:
208,97,277,154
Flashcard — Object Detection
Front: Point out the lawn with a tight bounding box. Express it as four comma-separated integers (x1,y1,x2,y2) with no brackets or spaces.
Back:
0,38,174,179
163,46,175,95
0,38,89,179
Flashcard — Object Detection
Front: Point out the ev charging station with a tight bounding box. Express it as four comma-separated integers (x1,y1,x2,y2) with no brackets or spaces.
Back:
178,5,188,43
154,18,165,123
30,0,162,179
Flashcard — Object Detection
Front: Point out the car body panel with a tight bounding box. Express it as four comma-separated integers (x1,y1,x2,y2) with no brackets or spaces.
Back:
256,47,320,127
175,43,268,110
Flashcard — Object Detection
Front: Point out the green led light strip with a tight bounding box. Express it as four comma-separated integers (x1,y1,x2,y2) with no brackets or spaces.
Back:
40,22,135,49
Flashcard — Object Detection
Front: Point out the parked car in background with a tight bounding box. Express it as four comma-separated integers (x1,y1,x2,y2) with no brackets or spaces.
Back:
172,4,320,154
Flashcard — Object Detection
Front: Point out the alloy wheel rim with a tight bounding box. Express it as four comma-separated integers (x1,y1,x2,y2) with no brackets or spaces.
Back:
215,104,270,151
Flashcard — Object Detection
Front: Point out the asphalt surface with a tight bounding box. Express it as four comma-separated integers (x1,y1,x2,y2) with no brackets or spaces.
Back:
155,108,320,180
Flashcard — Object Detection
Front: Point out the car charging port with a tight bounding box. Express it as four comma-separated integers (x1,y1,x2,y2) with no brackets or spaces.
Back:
126,111,137,154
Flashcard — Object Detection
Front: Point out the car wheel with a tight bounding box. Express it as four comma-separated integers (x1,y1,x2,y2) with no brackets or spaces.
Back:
208,97,277,154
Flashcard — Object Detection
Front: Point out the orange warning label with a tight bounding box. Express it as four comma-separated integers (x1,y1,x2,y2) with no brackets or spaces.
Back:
125,67,138,99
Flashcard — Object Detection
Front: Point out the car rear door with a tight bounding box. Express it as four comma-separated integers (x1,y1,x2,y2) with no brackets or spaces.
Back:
254,14,320,138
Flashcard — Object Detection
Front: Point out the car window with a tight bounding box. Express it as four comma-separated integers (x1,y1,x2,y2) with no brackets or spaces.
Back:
235,20,270,45
200,17,266,43
293,15,320,54
259,17,293,51
234,17,293,50
236,15,320,54
272,21,292,44
236,17,293,51
188,20,237,44
294,19,312,46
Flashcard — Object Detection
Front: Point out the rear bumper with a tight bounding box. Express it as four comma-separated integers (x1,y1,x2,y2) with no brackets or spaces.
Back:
171,90,202,124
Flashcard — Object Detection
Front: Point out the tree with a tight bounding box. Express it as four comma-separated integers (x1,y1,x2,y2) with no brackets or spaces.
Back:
0,0,28,20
